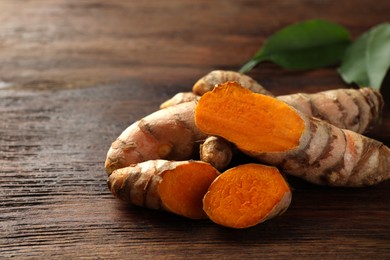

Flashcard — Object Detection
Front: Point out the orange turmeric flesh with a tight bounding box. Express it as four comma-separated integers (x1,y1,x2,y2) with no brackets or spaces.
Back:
203,164,291,229
195,81,305,153
159,162,220,219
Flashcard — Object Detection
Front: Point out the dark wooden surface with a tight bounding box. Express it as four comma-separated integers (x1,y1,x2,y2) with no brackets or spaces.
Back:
1,0,389,259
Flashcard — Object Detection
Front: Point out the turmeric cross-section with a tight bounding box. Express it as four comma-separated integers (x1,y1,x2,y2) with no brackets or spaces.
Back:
203,164,291,229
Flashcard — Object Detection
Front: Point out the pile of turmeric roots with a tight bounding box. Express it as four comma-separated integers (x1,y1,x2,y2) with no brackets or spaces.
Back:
105,70,389,229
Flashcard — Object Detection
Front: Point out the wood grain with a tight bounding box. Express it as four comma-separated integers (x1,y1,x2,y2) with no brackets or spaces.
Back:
0,0,389,259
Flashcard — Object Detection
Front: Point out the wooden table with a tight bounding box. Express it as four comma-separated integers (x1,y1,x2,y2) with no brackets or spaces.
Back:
1,1,389,258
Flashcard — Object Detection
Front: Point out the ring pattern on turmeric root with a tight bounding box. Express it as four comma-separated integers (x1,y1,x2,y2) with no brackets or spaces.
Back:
203,164,291,229
195,81,390,187
105,101,207,174
277,87,384,134
107,159,220,219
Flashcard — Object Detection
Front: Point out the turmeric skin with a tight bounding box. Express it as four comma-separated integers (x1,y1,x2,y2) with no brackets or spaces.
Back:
200,136,234,170
193,70,273,96
195,82,390,187
107,159,220,219
105,101,207,174
203,164,291,229
277,87,384,134
160,92,199,109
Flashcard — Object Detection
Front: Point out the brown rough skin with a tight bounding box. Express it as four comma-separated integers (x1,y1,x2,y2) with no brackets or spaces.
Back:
203,163,291,229
277,87,384,134
105,101,207,174
107,159,220,219
195,82,390,187
160,92,199,109
200,136,234,170
192,70,273,96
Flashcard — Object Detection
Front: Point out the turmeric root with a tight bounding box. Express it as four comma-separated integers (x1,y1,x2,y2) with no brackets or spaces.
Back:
192,70,273,96
200,136,234,170
107,159,220,219
195,81,390,187
160,92,199,109
203,164,291,229
105,101,207,174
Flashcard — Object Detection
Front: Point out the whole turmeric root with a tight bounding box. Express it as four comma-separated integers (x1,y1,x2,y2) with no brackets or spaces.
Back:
107,159,220,219
203,163,291,229
195,82,390,187
105,101,207,174
200,136,234,171
192,70,273,96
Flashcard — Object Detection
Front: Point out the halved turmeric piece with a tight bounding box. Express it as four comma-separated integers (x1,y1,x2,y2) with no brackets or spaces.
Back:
107,160,220,219
203,164,291,229
195,81,390,187
195,81,306,153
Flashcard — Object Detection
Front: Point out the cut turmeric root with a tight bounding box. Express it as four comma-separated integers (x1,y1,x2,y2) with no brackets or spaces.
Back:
203,164,291,229
107,160,220,219
198,85,384,170
195,81,390,187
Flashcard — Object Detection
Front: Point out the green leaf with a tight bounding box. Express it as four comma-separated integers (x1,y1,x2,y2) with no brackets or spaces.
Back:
239,19,351,73
338,23,390,90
